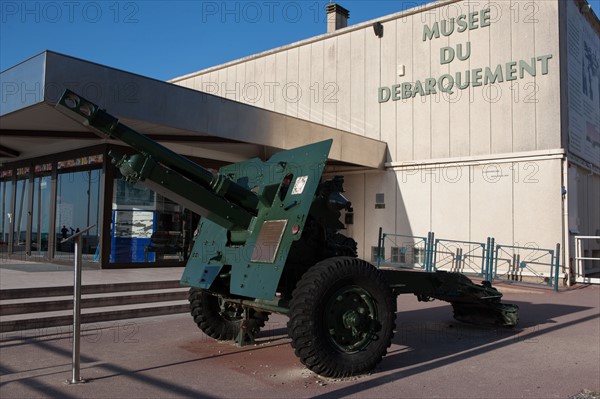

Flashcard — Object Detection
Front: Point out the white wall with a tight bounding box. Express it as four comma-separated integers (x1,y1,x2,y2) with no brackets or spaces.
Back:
172,0,575,268
173,0,563,163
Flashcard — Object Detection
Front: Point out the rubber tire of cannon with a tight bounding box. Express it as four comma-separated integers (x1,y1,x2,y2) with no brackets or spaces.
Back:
189,288,269,340
287,257,396,378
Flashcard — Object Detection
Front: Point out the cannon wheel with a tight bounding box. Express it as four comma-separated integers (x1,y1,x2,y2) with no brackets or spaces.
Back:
288,257,396,378
189,288,269,340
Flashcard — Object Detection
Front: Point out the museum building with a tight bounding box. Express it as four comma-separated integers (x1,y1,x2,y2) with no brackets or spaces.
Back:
1,0,599,282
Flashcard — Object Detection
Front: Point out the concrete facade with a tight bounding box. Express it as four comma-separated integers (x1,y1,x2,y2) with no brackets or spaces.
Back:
170,0,600,278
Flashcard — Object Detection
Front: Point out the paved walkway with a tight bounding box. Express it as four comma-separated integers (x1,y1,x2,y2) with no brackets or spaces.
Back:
1,284,599,398
1,259,599,398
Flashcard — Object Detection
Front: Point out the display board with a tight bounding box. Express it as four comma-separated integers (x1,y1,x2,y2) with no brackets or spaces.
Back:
567,0,600,167
110,210,154,263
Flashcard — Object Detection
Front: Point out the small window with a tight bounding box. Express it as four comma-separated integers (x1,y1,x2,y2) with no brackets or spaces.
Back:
375,193,385,209
345,212,354,225
371,246,382,263
391,247,399,263
391,247,406,263
413,247,424,265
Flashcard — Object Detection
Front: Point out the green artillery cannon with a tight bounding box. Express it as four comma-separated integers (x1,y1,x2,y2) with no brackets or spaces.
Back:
56,90,518,378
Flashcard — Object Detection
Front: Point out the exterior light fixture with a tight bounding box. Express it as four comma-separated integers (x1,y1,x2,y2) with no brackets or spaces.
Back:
373,22,384,38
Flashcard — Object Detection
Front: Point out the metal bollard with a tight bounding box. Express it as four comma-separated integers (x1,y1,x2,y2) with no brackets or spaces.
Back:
63,225,95,385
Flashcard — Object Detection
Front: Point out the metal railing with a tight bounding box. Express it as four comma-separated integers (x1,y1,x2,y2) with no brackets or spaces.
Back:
376,228,433,271
493,244,561,291
376,228,562,291
574,236,600,284
432,239,487,278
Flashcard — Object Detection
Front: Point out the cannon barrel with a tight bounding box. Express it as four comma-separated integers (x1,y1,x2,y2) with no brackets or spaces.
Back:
56,90,259,230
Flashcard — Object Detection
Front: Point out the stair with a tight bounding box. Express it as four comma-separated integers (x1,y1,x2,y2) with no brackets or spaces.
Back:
0,281,190,333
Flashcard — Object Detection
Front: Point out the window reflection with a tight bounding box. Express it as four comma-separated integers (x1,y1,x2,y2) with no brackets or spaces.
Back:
12,178,29,256
55,169,101,262
0,180,11,251
32,175,51,258
110,173,195,264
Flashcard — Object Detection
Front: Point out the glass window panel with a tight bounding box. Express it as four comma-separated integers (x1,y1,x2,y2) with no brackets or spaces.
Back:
371,246,380,263
12,178,29,256
32,176,52,258
55,169,101,263
0,180,11,250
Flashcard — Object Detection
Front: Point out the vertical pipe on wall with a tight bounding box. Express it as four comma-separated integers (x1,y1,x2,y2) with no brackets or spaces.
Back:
562,157,571,286
376,227,383,268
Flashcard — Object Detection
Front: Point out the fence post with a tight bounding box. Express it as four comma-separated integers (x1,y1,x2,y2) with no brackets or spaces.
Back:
554,243,561,292
483,238,490,279
432,237,438,272
487,238,496,282
425,232,430,272
426,232,435,272
377,227,383,268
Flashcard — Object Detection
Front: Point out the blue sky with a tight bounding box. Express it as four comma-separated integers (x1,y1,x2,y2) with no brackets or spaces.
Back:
1,0,599,81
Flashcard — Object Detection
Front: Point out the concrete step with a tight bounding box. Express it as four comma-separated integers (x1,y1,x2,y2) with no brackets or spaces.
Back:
0,288,188,315
0,301,190,333
0,280,192,333
0,280,184,300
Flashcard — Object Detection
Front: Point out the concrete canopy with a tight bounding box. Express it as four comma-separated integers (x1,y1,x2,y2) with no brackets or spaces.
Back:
0,51,386,168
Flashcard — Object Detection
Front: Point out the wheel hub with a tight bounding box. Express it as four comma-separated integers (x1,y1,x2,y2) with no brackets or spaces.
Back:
325,286,379,352
342,309,369,337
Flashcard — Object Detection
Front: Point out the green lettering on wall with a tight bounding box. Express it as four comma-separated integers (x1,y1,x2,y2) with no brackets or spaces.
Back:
423,23,440,41
377,3,553,103
413,80,426,97
439,74,455,94
481,8,491,27
484,65,504,84
457,14,468,32
402,83,413,99
519,58,537,78
456,71,470,89
468,11,479,30
379,87,391,103
506,61,518,81
440,19,455,36
538,54,553,74
472,68,483,86
457,42,471,61
425,78,437,95
441,47,455,64
392,84,402,101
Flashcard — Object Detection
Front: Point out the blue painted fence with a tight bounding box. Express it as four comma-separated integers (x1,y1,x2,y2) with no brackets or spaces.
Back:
376,229,560,291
